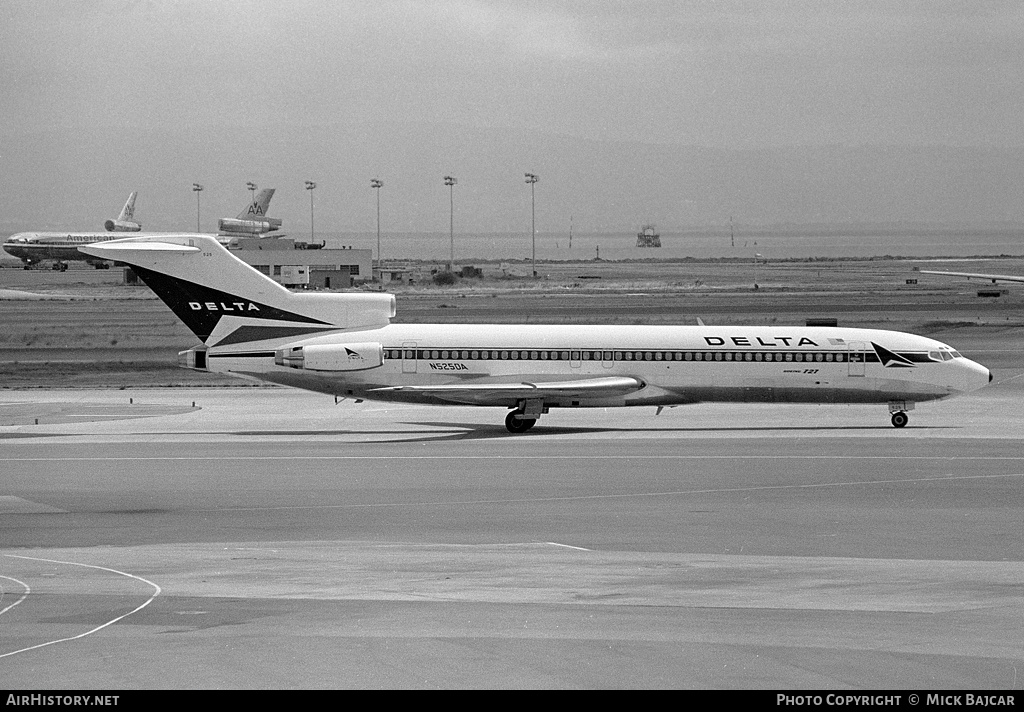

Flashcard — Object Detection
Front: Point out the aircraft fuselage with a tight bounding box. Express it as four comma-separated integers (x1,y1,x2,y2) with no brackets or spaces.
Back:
3,231,212,266
189,323,990,410
3,232,134,265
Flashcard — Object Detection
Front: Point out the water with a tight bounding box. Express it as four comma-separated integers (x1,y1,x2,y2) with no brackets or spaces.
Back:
320,229,1024,263
3,228,1019,266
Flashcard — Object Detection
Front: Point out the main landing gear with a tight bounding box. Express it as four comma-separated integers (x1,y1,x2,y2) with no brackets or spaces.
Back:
505,399,545,433
505,411,536,433
890,411,909,428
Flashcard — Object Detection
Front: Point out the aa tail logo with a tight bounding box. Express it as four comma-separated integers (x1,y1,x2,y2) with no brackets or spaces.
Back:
239,189,275,220
119,192,137,220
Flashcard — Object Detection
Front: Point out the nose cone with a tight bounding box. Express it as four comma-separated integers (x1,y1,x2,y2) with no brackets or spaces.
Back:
957,358,992,394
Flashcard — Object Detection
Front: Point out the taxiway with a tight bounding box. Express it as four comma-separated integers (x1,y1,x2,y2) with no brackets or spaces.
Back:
1,384,1022,688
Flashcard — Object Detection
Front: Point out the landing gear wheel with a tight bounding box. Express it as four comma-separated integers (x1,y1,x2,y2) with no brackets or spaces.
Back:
891,411,909,428
505,412,536,433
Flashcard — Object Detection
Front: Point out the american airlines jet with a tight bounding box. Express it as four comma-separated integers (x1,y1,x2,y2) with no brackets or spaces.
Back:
3,192,143,269
82,234,991,432
3,190,278,269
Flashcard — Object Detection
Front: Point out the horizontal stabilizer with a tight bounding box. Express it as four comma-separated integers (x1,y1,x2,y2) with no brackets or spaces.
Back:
83,241,200,255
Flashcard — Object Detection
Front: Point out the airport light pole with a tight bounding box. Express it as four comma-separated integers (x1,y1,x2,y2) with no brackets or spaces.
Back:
371,179,383,274
246,181,257,211
525,172,538,277
192,183,203,232
444,175,457,272
305,181,316,243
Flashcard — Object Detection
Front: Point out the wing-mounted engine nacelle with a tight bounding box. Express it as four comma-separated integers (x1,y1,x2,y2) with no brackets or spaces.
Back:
104,219,142,232
218,217,283,235
275,342,384,372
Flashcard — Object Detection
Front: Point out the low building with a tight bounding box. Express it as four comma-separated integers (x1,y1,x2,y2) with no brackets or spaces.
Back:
228,238,371,289
375,261,415,284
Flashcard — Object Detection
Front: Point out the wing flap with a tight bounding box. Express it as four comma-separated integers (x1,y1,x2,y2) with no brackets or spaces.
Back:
370,375,645,404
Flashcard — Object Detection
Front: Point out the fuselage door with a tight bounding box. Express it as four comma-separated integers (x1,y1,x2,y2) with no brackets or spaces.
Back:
602,350,614,369
402,341,418,374
848,341,867,377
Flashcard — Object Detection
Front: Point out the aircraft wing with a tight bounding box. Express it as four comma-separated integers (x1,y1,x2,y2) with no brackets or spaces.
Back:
370,375,645,405
919,270,1024,284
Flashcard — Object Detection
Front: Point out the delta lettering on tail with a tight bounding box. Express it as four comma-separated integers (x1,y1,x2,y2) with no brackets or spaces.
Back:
80,234,992,433
189,301,261,312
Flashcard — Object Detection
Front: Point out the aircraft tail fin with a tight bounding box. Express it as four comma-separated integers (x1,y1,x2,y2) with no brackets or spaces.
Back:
105,192,142,231
118,192,137,221
239,188,275,219
79,234,394,347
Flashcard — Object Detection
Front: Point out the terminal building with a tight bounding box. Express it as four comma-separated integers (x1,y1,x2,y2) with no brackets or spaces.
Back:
228,237,371,289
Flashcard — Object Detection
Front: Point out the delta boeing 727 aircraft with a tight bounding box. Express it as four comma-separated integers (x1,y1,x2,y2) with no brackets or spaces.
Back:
82,234,991,432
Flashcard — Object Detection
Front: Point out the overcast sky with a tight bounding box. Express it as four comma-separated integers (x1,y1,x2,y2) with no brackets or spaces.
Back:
1,1,1022,233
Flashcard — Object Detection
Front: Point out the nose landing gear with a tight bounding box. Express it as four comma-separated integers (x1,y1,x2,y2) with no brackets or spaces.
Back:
888,401,913,428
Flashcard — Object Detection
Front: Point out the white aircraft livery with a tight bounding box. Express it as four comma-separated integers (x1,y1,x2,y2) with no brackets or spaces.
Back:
3,191,144,268
82,234,991,432
4,190,278,268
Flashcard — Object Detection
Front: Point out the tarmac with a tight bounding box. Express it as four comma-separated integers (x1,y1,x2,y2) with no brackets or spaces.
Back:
1,384,1022,689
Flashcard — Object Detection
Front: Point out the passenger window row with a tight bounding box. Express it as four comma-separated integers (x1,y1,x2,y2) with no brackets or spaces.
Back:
383,349,868,363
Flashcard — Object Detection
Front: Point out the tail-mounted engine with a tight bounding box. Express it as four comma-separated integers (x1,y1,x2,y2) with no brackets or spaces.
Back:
218,217,283,235
275,342,384,372
104,219,142,232
178,346,208,371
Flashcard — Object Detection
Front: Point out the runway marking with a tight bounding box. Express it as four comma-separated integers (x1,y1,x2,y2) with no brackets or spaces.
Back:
0,576,30,617
547,542,592,551
4,454,1024,463
194,472,1024,512
0,555,161,660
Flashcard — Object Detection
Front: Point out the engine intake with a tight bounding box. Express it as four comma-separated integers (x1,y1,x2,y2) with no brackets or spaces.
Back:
178,346,208,371
275,342,384,372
